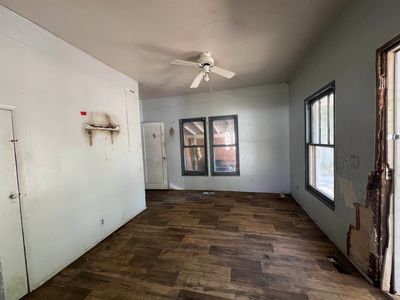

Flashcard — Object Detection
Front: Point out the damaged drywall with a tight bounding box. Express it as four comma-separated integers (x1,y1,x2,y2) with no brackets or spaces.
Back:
340,174,376,278
338,178,358,208
347,36,397,286
346,202,373,273
83,112,120,146
346,171,382,284
347,169,392,286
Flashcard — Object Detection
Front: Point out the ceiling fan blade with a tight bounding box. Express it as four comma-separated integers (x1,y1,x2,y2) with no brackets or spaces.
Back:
171,59,199,67
212,66,235,79
190,71,204,88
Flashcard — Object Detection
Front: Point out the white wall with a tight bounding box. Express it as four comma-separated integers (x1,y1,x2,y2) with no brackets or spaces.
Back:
289,0,400,255
0,6,146,289
142,84,290,193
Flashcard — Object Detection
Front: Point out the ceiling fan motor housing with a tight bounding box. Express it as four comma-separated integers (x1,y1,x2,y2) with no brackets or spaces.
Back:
198,52,214,68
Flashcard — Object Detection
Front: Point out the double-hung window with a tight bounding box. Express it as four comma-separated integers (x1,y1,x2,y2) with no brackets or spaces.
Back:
305,81,335,208
179,117,208,175
209,115,240,176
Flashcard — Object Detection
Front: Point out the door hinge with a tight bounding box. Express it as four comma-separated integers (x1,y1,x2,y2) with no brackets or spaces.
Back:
10,138,19,143
388,134,400,140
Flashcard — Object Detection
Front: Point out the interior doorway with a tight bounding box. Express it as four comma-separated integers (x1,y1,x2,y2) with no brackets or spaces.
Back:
142,122,168,189
0,107,29,300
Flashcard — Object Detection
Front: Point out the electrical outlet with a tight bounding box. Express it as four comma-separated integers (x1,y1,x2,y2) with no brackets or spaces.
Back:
100,218,105,226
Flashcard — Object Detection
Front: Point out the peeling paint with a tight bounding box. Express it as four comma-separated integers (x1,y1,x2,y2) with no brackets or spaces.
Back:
338,178,357,208
347,201,373,274
347,166,387,286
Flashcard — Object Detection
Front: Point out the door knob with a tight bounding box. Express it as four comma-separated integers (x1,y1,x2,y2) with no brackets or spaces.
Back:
9,193,18,200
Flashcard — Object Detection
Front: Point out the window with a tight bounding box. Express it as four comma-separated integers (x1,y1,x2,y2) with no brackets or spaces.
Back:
179,117,208,175
209,115,240,176
305,81,335,208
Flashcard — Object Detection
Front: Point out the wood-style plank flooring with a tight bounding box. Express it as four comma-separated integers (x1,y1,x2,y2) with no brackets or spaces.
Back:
24,190,387,300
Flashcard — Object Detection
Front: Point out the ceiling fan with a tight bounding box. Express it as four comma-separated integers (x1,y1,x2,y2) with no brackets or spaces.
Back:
171,52,235,88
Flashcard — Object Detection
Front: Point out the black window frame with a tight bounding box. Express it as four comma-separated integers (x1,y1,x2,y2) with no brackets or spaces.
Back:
179,117,208,176
209,115,240,176
305,81,335,210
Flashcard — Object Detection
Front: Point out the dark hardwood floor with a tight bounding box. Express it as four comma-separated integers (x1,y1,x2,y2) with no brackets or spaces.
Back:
24,190,387,300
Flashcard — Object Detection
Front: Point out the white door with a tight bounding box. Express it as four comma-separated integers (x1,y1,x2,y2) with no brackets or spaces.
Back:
0,109,28,300
142,122,168,189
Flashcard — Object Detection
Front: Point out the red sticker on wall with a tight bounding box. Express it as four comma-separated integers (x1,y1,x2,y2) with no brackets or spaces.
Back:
80,111,87,116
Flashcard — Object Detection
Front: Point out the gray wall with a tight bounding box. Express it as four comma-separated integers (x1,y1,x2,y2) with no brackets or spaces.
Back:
289,0,400,254
142,84,290,193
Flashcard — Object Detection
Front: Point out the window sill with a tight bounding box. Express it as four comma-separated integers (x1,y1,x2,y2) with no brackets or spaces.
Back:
305,185,335,210
182,172,208,176
211,172,240,177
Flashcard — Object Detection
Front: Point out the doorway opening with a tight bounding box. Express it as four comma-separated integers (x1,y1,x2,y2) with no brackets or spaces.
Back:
142,122,168,189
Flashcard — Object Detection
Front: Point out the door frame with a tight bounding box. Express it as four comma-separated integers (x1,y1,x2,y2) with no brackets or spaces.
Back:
142,122,168,189
0,104,30,293
393,49,400,295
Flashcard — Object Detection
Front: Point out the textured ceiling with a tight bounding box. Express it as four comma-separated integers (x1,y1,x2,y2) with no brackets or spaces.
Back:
0,0,350,99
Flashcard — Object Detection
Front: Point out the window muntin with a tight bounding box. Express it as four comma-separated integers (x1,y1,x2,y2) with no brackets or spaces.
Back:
180,118,208,175
306,82,335,208
209,115,240,176
182,121,205,146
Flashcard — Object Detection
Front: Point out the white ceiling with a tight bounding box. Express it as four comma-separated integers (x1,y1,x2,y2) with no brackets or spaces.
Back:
0,0,350,99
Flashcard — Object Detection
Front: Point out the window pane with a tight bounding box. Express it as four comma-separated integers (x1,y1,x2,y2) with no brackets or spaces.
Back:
311,101,320,143
308,145,315,185
213,146,237,173
184,147,206,172
320,96,328,144
183,121,205,146
309,145,334,200
329,93,334,144
212,118,236,145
